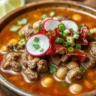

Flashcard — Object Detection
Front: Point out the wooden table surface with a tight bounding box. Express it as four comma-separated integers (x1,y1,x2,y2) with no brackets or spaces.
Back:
0,0,96,96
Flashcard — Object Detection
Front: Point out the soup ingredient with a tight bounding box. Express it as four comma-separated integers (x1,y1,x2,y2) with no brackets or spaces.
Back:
59,82,69,87
80,66,86,73
9,39,18,44
37,60,48,73
67,61,79,69
17,18,28,25
41,77,54,87
72,14,82,21
56,67,68,80
49,65,57,74
55,37,64,44
49,11,55,17
61,54,69,62
50,55,61,66
66,67,83,82
75,44,81,49
89,28,96,34
23,68,38,81
26,34,50,56
33,20,43,30
41,14,47,20
19,24,35,40
66,36,74,44
61,20,78,32
68,47,74,52
89,42,96,59
58,23,65,31
43,19,60,31
10,26,20,32
3,52,22,72
0,46,8,52
69,84,83,94
81,54,96,70
18,38,26,46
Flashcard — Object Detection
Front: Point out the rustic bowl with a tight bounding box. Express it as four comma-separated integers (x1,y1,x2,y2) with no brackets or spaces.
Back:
0,0,96,96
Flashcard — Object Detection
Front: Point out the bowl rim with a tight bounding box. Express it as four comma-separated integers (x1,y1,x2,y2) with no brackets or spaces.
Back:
0,1,96,96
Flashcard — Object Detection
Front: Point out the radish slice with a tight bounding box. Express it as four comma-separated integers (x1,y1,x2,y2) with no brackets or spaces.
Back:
26,34,50,56
61,20,78,32
43,19,60,31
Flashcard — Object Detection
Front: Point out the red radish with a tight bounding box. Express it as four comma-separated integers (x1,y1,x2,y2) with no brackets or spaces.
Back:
61,20,78,32
26,34,50,56
43,19,60,31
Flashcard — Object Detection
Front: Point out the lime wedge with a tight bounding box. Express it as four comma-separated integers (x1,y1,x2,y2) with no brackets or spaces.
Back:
0,0,25,18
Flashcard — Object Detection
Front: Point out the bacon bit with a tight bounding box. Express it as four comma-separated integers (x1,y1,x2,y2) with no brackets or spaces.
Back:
68,49,87,62
78,24,89,45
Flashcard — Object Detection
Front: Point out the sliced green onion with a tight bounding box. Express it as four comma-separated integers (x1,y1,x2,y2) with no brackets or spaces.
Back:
70,42,75,47
63,41,69,47
58,23,65,31
68,47,74,52
55,37,64,44
49,11,55,17
66,36,74,44
73,34,79,39
17,18,28,25
33,44,40,50
10,26,20,32
34,37,39,42
41,14,47,20
79,24,83,29
80,65,86,73
76,44,81,49
89,28,96,34
18,39,26,46
74,31,80,35
59,82,69,87
18,34,25,38
62,32,67,37
49,65,57,74
40,48,44,52
64,29,70,34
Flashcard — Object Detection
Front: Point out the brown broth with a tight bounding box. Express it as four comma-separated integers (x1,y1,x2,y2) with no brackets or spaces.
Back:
0,8,96,96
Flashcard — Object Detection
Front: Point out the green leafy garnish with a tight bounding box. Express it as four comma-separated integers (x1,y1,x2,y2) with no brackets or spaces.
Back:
34,37,39,42
40,48,44,52
33,44,40,50
18,39,26,46
49,65,57,74
41,14,47,20
63,41,69,47
10,26,20,32
49,11,55,17
59,82,69,87
80,66,86,73
18,34,25,38
17,18,28,25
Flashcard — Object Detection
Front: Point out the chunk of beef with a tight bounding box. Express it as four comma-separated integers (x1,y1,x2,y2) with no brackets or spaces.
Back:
50,55,61,66
61,54,69,63
33,20,43,30
82,54,96,70
18,24,35,40
3,52,22,72
89,42,96,59
7,43,24,51
11,61,22,72
28,58,40,69
37,60,48,73
23,68,38,81
66,67,83,82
